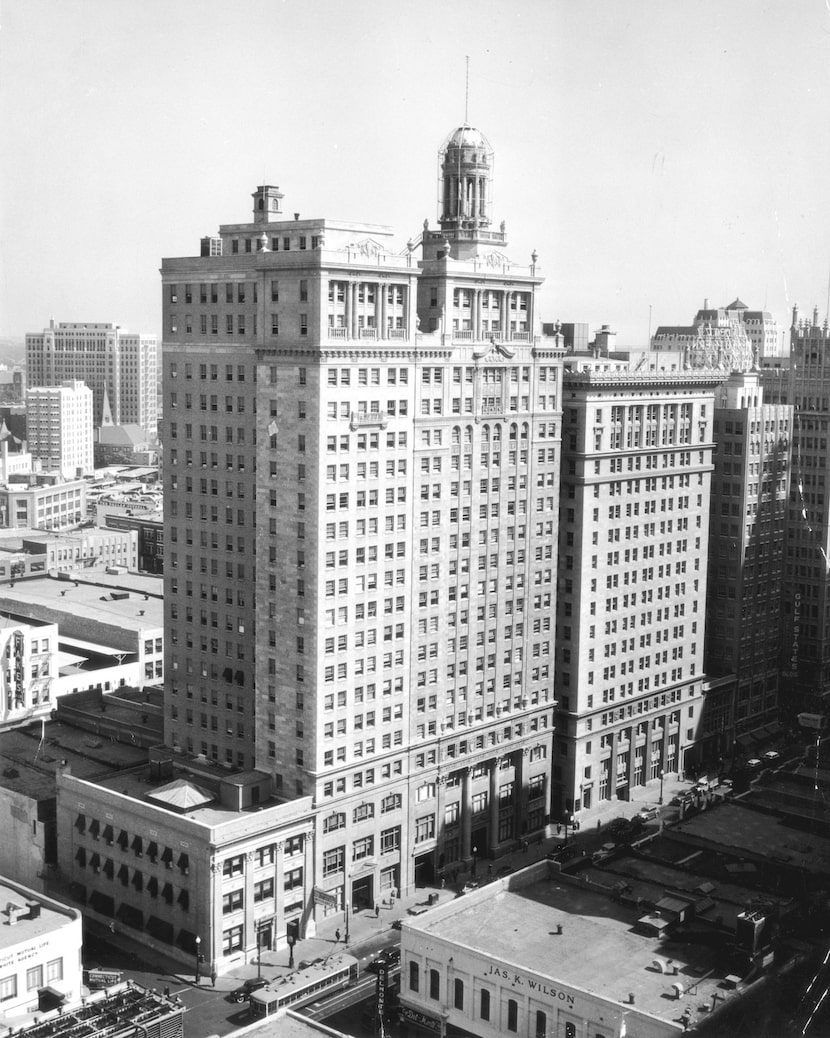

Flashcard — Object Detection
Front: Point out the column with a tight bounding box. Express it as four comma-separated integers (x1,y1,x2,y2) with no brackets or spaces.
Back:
301,828,314,939
274,842,285,943
379,281,387,339
514,748,527,837
488,759,500,855
436,775,447,875
345,281,353,340
461,767,472,861
472,174,479,223
626,727,637,793
209,860,224,978
244,850,257,962
474,289,482,342
609,730,619,804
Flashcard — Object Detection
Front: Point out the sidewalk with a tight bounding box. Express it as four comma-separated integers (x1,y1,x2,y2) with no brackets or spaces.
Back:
165,774,699,993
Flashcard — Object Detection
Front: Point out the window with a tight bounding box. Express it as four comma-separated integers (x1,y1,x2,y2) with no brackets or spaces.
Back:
480,988,491,1021
535,1010,547,1038
222,889,244,914
222,855,244,877
409,961,419,992
323,846,345,876
254,878,274,902
26,965,43,991
454,977,464,1010
0,974,17,1001
507,997,518,1032
429,968,440,1000
223,925,244,954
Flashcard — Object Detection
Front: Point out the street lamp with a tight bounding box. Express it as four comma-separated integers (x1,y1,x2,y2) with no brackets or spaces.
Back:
345,885,351,946
256,928,262,979
659,769,665,806
472,845,478,878
565,814,574,845
194,936,201,984
287,934,296,969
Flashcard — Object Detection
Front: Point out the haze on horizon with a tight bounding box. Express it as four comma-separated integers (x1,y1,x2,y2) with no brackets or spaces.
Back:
2,0,830,347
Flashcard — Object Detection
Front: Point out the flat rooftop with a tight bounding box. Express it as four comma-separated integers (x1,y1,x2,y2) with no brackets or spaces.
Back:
670,800,830,875
0,575,162,637
0,718,148,800
407,863,742,1026
0,879,78,951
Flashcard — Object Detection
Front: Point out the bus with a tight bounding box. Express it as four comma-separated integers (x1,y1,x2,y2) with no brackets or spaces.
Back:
248,952,359,1018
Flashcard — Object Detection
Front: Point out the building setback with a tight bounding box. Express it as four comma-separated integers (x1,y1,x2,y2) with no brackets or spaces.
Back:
161,125,561,913
26,321,158,440
553,355,723,819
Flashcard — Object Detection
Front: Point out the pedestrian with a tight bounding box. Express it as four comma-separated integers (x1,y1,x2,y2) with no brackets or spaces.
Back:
488,863,493,877
375,904,380,918
210,967,217,988
335,928,341,943
522,839,529,854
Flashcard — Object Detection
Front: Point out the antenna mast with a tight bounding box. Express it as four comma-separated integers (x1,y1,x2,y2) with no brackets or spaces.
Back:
465,55,469,124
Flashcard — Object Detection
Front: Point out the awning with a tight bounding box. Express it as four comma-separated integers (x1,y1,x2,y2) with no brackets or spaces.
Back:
89,852,101,871
89,819,100,838
147,841,159,859
75,847,86,866
146,915,174,943
177,852,190,873
89,890,114,916
161,846,173,865
75,813,86,833
132,835,143,856
177,929,198,952
103,824,114,844
162,882,173,903
117,830,129,849
147,876,159,897
177,890,189,910
103,859,114,879
131,871,143,892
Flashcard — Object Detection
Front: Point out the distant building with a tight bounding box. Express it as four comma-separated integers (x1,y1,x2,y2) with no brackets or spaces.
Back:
26,321,158,440
94,422,157,467
57,754,315,976
26,380,94,478
0,615,59,730
0,368,26,404
0,573,163,690
0,477,86,531
652,297,776,370
0,876,82,1023
103,514,164,574
703,370,791,764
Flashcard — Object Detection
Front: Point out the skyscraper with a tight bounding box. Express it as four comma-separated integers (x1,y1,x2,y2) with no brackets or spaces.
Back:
26,320,158,440
161,126,562,904
553,354,722,818
782,305,830,716
26,380,94,478
703,370,791,763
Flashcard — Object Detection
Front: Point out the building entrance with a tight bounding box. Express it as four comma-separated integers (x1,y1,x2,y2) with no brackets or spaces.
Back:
351,874,373,912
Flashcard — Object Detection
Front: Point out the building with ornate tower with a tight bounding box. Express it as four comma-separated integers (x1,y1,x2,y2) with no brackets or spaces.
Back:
152,123,562,970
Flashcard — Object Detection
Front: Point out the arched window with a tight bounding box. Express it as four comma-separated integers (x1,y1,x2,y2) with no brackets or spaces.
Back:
493,424,502,442
507,998,518,1032
565,1023,576,1038
408,961,419,992
452,426,461,446
429,968,440,1000
464,425,473,445
480,988,490,1021
454,977,464,1010
535,1010,547,1037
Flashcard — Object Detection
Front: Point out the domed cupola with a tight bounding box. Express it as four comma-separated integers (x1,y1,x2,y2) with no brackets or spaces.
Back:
438,124,494,232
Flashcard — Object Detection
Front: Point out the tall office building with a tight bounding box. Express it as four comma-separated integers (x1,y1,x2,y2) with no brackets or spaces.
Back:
26,320,158,440
703,370,791,762
782,305,830,715
553,354,722,819
161,125,561,910
26,380,94,478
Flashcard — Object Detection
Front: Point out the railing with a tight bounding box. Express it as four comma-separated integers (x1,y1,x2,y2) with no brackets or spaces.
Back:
350,410,389,430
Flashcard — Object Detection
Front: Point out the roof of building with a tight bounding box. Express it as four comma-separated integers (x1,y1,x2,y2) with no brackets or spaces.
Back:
0,878,79,951
0,718,147,801
671,799,830,874
444,124,491,151
96,424,147,447
404,861,744,1026
0,575,162,639
725,298,749,310
148,778,215,812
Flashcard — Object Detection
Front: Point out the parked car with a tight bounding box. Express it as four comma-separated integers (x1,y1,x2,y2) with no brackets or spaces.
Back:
592,842,617,864
763,750,781,764
746,758,763,769
228,977,268,1003
637,806,660,822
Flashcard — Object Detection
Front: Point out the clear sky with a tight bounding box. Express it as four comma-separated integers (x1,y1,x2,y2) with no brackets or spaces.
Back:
2,0,830,346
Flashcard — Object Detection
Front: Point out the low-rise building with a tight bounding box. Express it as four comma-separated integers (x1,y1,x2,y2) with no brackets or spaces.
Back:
398,859,766,1037
0,876,82,1026
0,478,86,531
57,753,315,977
0,616,59,729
